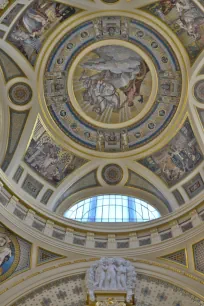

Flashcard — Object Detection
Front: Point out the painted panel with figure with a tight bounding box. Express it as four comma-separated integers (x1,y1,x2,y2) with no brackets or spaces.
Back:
144,0,204,62
139,120,203,187
24,119,88,186
73,45,152,124
0,223,31,283
8,1,80,65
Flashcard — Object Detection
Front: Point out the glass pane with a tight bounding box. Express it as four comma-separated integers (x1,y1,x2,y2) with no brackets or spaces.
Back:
64,195,161,223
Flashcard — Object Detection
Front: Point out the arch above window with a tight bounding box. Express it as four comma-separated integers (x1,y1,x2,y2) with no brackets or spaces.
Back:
64,195,161,222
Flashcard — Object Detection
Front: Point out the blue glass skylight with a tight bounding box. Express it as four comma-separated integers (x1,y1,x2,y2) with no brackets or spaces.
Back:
64,195,160,222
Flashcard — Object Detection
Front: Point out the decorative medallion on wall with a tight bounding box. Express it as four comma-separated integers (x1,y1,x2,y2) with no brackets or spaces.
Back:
73,45,152,125
102,164,123,185
0,223,31,283
0,225,19,282
9,83,32,105
194,80,204,103
41,14,185,156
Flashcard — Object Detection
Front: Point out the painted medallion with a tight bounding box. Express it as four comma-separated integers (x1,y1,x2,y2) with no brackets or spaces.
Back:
73,45,152,125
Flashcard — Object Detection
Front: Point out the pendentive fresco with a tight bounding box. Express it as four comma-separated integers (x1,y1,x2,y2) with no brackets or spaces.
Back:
139,120,203,186
144,0,204,62
8,1,80,65
24,119,88,185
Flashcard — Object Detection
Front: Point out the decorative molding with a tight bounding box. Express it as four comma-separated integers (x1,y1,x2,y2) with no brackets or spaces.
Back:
0,49,25,82
9,83,32,106
102,164,123,185
37,248,65,266
1,109,29,172
160,249,187,267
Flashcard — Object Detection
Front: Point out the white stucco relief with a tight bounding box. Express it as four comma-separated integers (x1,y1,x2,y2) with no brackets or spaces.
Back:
86,257,137,302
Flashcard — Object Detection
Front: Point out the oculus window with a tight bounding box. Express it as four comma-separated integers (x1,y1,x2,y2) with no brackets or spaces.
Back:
64,195,160,222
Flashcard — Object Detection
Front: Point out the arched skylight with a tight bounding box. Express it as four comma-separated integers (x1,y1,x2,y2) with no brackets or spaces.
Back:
64,195,161,222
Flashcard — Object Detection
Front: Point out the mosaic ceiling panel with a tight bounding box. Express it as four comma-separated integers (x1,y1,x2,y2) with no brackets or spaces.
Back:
144,0,204,62
139,120,203,187
24,119,88,186
73,45,152,124
8,1,81,66
0,223,31,283
43,15,183,153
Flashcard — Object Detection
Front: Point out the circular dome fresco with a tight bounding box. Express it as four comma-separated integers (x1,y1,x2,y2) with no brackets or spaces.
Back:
39,13,187,157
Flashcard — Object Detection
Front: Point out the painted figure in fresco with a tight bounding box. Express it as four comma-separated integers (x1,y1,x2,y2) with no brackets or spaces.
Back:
80,46,148,115
154,0,177,21
9,1,76,64
25,133,78,183
121,130,129,151
81,76,120,115
162,143,201,181
0,234,13,276
154,0,204,40
96,131,105,151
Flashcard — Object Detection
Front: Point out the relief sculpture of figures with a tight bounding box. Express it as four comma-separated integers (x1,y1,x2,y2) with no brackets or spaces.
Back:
86,257,137,302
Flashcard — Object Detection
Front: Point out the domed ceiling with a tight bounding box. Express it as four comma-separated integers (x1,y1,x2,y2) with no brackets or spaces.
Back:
0,0,204,216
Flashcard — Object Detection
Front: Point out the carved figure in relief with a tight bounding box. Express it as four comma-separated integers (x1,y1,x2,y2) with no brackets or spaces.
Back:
105,259,117,288
94,259,107,288
86,257,137,302
116,261,127,289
